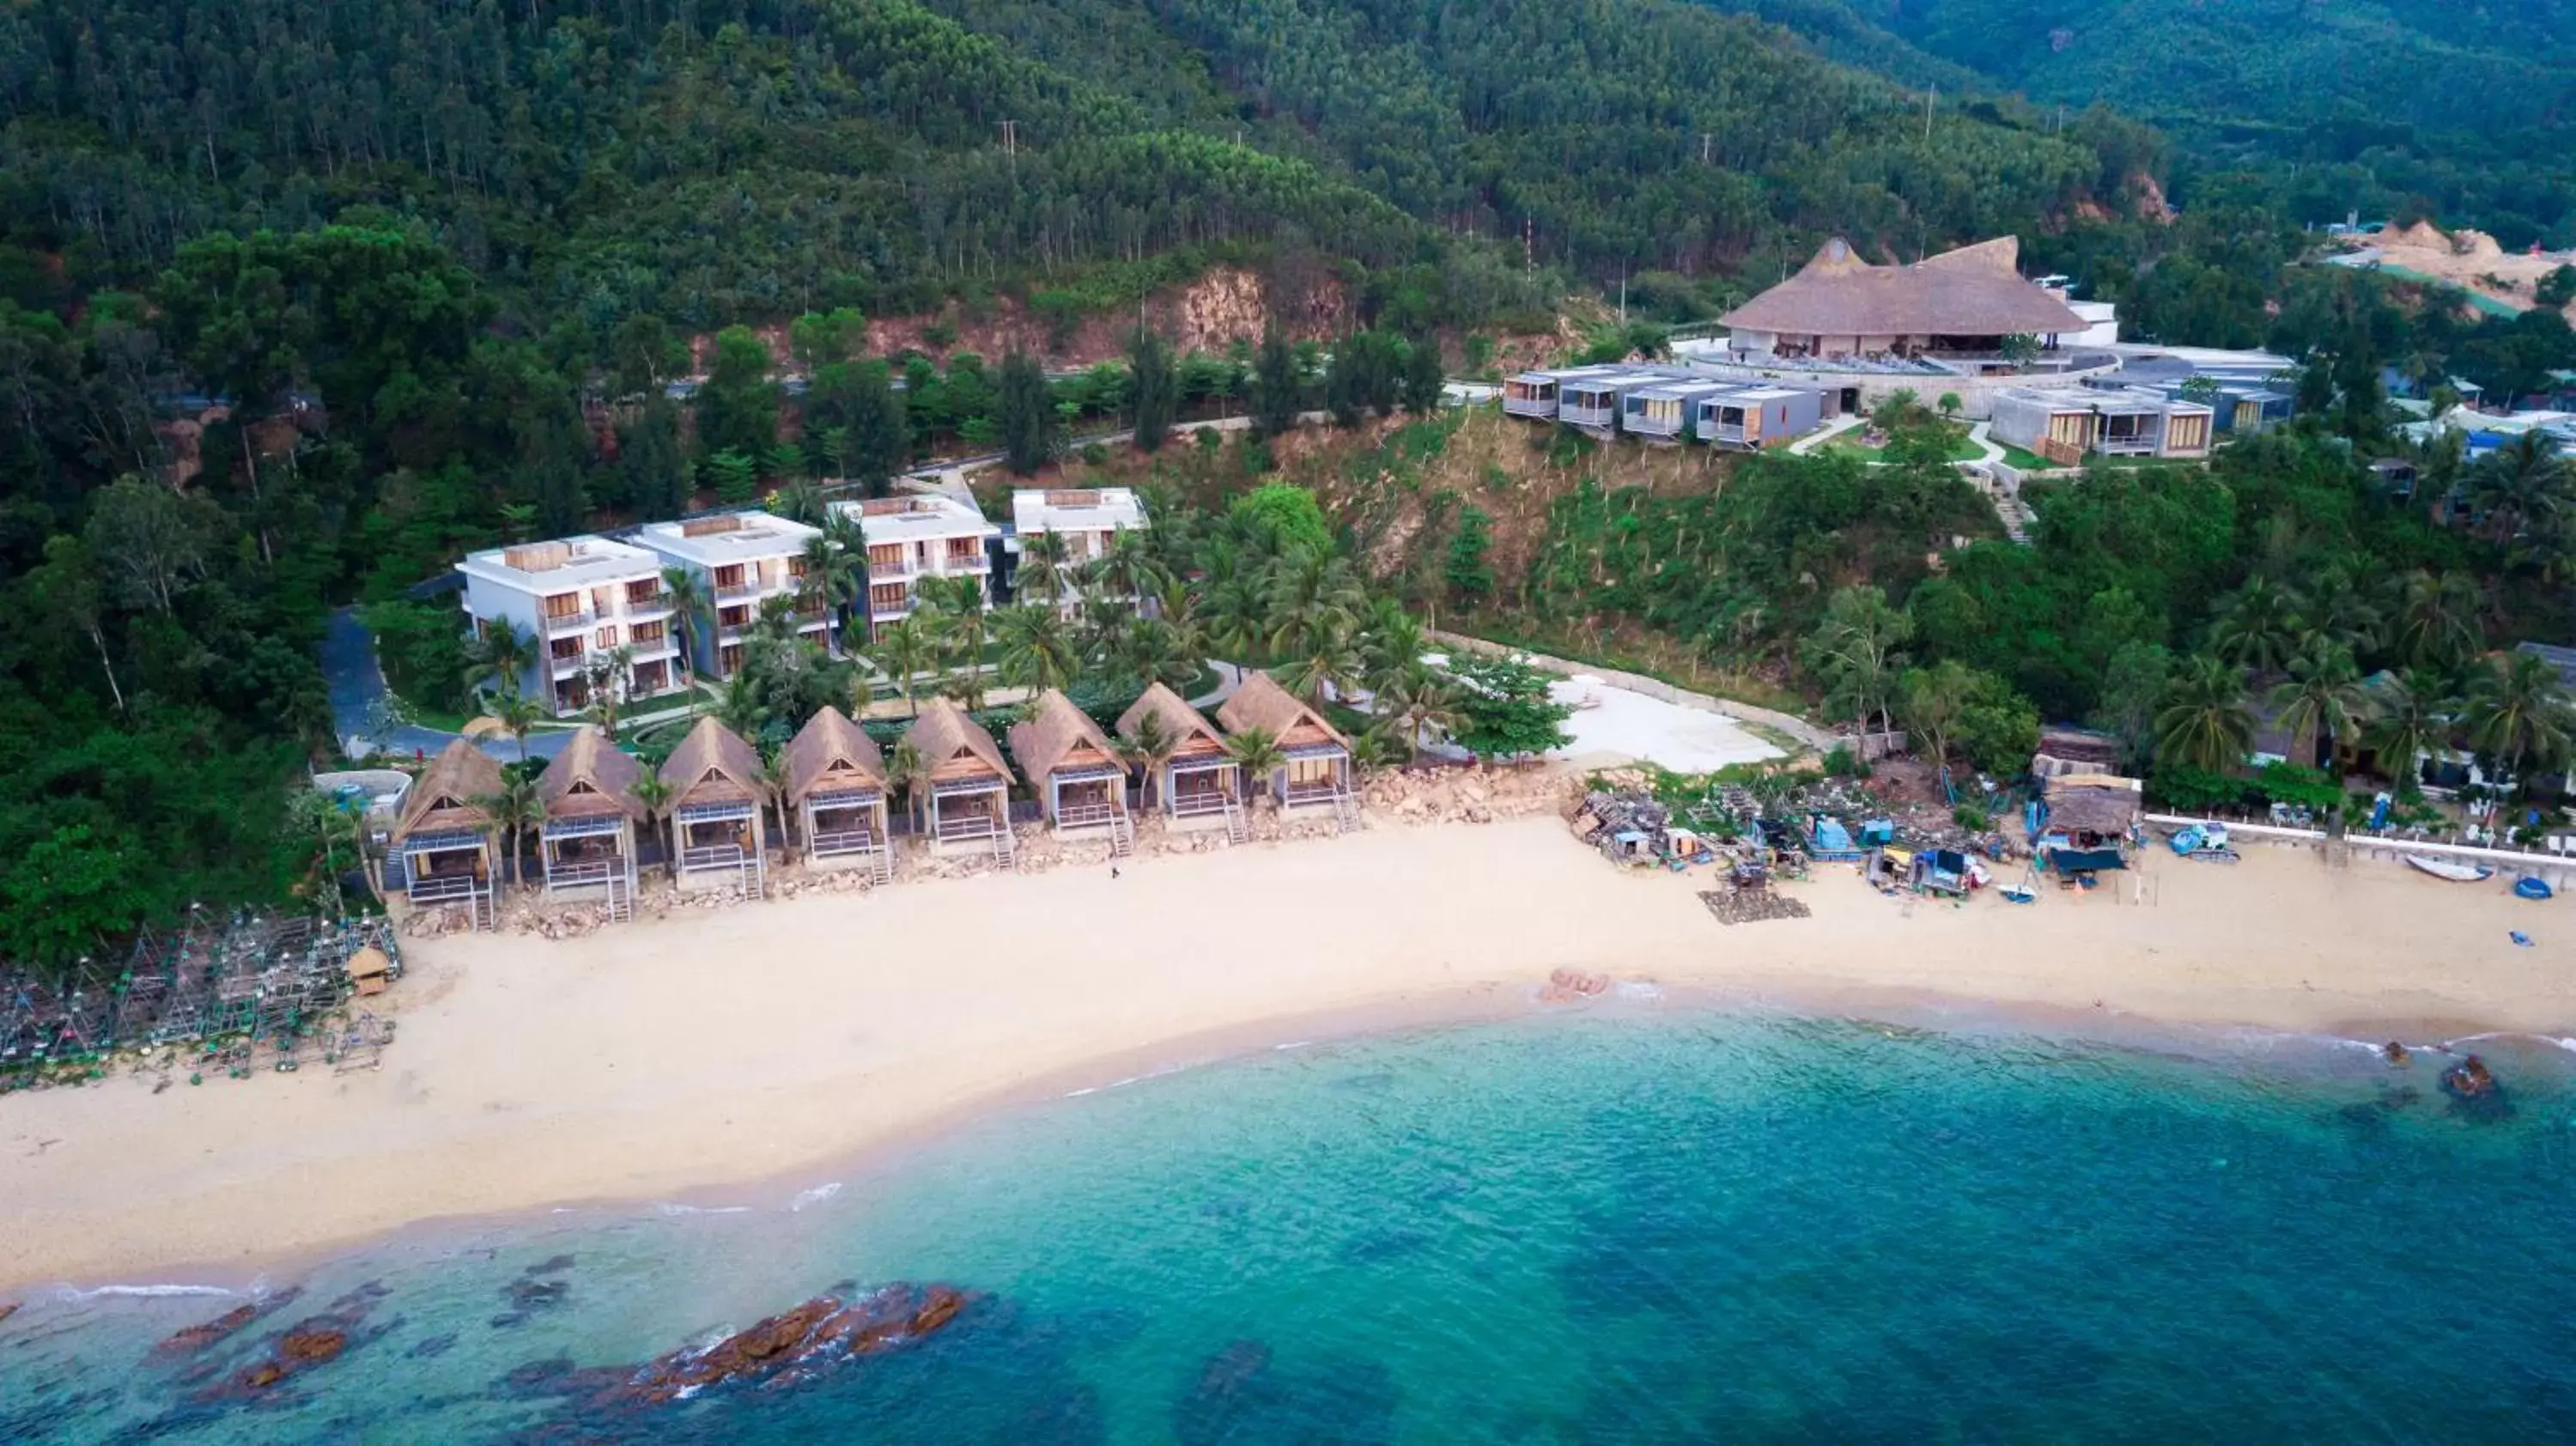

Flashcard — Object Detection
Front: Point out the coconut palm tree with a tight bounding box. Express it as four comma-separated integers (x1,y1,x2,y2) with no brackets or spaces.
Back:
884,738,927,832
1201,572,1269,666
2386,568,2483,668
2360,669,2455,793
659,567,713,682
1017,531,1074,614
1121,708,1178,809
1086,529,1168,617
799,525,867,640
1224,725,1285,803
867,615,939,717
1276,620,1364,707
2464,649,2576,798
994,604,1081,696
2154,654,2257,774
493,690,545,765
477,773,545,896
2299,567,2381,658
920,574,991,709
1266,552,1364,658
467,617,538,701
2466,431,2569,544
2267,637,2372,774
584,645,638,734
2205,576,2306,676
1374,661,1461,753
1356,598,1426,694
715,667,771,739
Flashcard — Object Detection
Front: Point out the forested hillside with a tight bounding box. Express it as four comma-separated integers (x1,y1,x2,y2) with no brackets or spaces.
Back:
1695,0,2576,246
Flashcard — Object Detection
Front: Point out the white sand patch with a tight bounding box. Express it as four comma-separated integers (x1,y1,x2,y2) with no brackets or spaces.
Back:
1546,675,1785,773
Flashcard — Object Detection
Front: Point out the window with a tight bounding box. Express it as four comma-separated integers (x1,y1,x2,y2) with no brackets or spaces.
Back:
594,626,620,648
631,621,666,646
870,582,909,611
714,564,746,590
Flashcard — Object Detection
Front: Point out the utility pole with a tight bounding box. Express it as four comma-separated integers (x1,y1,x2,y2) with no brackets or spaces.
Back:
1700,132,1713,165
1524,217,1534,284
1924,86,1935,143
1619,264,1629,327
1000,119,1017,157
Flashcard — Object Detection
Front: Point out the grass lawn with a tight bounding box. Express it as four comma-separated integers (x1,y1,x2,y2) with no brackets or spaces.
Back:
1825,427,1985,465
1995,443,2052,471
1180,662,1224,702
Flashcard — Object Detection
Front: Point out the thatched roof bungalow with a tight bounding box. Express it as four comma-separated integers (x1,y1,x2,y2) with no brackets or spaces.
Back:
900,697,1015,853
1218,671,1354,819
658,716,769,892
782,707,893,876
392,739,505,927
2044,775,2142,843
1117,682,1238,829
532,726,647,911
1008,690,1130,835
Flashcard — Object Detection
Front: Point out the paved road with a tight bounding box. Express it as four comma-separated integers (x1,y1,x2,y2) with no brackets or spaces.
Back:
322,606,570,764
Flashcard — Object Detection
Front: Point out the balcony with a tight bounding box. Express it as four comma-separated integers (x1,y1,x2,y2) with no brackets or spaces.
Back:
714,580,762,601
548,649,589,676
935,550,990,574
629,636,680,662
623,592,675,619
541,609,596,635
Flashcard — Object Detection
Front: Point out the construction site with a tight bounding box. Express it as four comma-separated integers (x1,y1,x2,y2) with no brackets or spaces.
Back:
0,911,402,1093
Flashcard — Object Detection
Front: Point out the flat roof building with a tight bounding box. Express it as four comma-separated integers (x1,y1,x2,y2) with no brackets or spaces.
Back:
635,510,831,680
830,494,1000,626
457,535,687,716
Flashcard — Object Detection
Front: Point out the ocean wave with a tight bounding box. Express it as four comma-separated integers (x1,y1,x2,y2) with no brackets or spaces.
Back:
58,1283,239,1300
789,1182,843,1212
652,1203,751,1217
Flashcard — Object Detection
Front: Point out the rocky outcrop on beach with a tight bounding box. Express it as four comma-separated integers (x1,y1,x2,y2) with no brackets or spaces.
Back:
0,1302,16,1326
399,905,481,939
150,1289,301,1359
1538,968,1612,1004
512,1282,975,1411
181,1283,386,1405
1362,761,1571,826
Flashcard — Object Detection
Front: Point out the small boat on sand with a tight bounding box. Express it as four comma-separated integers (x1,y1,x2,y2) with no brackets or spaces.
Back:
2405,855,2494,883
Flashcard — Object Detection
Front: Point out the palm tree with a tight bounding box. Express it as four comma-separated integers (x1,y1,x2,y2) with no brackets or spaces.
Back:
2299,567,2381,657
631,772,677,877
477,773,545,897
799,524,867,640
2360,669,2455,793
771,477,828,525
2205,576,2306,676
585,645,637,733
1266,552,1364,658
1374,661,1461,752
2466,430,2569,544
493,690,545,765
715,667,771,740
1224,725,1285,803
1356,598,1425,694
993,604,1081,696
1122,708,1178,809
468,617,538,700
1086,529,1168,617
1276,621,1364,707
920,574,991,709
884,738,927,832
660,567,713,683
1116,617,1194,692
2463,650,2576,798
2154,654,2257,774
2386,568,2483,667
1017,531,1074,614
867,616,939,717
1202,572,1270,666
2266,637,2372,773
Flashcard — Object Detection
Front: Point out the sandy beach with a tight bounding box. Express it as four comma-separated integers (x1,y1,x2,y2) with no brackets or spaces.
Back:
3,815,2570,1291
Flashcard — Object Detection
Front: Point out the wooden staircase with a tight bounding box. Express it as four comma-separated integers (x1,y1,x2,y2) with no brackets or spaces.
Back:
1223,798,1250,846
1108,805,1135,860
602,870,633,923
868,845,895,887
1333,789,1363,835
993,823,1019,872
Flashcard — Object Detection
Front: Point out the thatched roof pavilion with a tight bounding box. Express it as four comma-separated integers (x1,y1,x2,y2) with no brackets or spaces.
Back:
392,739,505,926
1119,682,1238,824
1008,690,1129,833
783,707,894,873
1719,237,2085,354
2045,778,2142,839
658,716,769,891
394,738,504,843
900,697,1015,849
1218,672,1353,817
533,726,647,908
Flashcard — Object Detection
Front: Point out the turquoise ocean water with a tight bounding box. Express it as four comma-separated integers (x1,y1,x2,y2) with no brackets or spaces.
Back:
5,1004,2574,1443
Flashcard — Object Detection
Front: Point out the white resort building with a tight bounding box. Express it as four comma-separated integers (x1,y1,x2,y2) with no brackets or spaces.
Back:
830,494,1000,627
458,535,689,715
1009,487,1150,611
635,510,833,678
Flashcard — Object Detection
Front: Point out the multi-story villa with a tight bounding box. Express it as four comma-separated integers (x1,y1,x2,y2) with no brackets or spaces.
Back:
635,511,832,679
1009,487,1150,611
457,535,689,715
830,494,999,627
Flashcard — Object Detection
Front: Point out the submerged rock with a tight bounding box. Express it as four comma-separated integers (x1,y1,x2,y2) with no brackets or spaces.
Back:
0,1302,15,1326
513,1282,976,1412
1540,968,1612,1004
184,1288,382,1405
2382,1041,2410,1067
150,1289,300,1359
2442,1055,2498,1099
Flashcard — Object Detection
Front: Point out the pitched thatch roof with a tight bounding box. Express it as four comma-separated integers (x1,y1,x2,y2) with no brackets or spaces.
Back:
1007,689,1126,781
1116,681,1227,756
656,716,766,808
782,706,889,803
1217,671,1346,749
537,726,650,822
899,696,1013,785
395,738,504,841
1719,236,2086,340
2046,780,2142,836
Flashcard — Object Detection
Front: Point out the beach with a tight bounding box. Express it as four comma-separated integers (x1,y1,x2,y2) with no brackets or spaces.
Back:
3,815,2569,1292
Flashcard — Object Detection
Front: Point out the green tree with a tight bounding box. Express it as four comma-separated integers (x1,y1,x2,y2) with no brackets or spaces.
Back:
997,349,1055,476
2360,669,2455,793
2267,637,2372,772
1445,652,1576,758
1224,725,1286,801
1250,330,1302,440
1130,328,1179,454
2463,649,2575,796
622,394,690,521
1444,504,1495,609
0,823,154,966
994,604,1082,696
1899,659,1974,766
1801,586,1913,740
2154,654,2256,774
699,325,780,459
867,616,940,718
1401,334,1446,415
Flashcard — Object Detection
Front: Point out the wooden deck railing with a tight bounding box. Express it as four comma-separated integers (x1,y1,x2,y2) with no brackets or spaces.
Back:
811,828,878,856
407,872,485,902
679,843,746,871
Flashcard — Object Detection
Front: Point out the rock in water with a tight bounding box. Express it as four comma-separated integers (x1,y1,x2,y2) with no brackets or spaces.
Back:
518,1282,978,1412
2441,1054,2497,1099
2382,1041,2410,1067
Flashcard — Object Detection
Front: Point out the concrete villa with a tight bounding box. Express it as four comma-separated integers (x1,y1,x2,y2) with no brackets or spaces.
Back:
635,511,833,678
1990,386,2215,465
830,494,999,627
1010,488,1149,613
458,536,690,715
